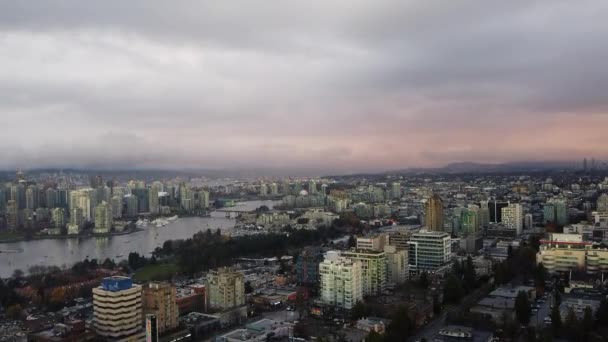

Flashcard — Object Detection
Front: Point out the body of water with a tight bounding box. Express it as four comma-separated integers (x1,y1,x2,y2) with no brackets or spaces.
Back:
0,200,279,278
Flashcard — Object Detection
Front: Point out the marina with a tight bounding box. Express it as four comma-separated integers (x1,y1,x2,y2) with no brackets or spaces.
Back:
0,200,279,278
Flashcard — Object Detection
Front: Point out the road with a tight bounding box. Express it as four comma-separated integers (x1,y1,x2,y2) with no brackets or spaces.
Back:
262,309,300,323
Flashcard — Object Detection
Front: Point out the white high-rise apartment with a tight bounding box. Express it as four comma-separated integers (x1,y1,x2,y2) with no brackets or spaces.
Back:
597,194,608,212
319,251,363,310
149,184,160,215
94,201,113,234
341,249,387,296
391,182,401,199
501,203,523,235
69,188,97,221
259,183,268,197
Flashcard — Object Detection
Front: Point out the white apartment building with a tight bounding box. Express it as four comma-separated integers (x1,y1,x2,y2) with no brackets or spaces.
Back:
341,249,387,296
501,203,523,236
94,201,113,234
319,251,363,310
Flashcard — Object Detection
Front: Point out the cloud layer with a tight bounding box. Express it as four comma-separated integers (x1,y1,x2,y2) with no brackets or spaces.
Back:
1,1,607,172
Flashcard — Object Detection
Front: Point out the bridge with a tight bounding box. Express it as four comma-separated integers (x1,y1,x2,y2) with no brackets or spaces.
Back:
213,208,255,218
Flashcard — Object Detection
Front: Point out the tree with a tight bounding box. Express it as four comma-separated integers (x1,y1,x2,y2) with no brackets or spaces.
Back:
433,293,441,315
564,307,580,340
352,301,372,320
385,306,414,342
419,271,430,288
596,298,608,326
525,326,537,342
244,281,254,294
463,256,477,292
444,274,464,304
501,310,518,340
5,304,22,320
582,306,593,341
534,263,547,294
11,269,24,279
517,247,538,282
550,304,562,336
347,235,356,248
529,235,541,252
48,288,66,310
101,258,116,269
256,205,270,213
515,291,531,325
365,331,384,342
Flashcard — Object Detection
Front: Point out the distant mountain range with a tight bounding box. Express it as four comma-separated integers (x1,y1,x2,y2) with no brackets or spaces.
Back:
0,160,589,181
394,161,579,174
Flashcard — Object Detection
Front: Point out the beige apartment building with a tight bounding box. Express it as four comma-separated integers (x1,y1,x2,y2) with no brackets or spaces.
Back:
207,267,245,310
537,233,608,274
143,282,179,335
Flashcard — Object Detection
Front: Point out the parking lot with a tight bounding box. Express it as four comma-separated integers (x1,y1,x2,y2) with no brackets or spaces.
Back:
531,292,553,327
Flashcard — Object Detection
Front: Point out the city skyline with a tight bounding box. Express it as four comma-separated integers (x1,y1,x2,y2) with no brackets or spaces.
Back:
2,1,608,172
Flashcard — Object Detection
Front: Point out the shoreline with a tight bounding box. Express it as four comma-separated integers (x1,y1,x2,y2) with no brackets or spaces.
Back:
0,227,145,244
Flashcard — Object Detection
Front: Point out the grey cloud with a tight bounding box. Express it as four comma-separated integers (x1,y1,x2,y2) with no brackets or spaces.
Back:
0,1,607,171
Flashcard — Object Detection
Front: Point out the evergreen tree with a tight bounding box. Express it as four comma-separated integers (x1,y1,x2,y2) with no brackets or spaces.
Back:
550,304,562,336
596,298,608,326
515,291,531,325
444,274,464,304
582,306,593,342
365,330,384,342
564,307,580,340
463,255,477,291
385,306,414,342
419,271,430,288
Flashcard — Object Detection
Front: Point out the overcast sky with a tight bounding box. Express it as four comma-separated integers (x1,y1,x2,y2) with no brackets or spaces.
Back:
1,1,607,173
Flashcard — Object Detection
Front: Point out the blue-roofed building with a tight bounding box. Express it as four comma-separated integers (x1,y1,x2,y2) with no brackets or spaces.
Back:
93,276,144,341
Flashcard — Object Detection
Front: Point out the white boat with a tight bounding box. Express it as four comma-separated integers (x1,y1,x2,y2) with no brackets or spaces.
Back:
152,218,169,227
135,219,149,227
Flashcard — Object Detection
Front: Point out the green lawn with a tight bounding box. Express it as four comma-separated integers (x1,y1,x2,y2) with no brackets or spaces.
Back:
133,263,179,282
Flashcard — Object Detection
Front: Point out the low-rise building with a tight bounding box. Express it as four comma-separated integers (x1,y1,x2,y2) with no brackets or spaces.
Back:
537,233,608,274
356,234,389,251
218,319,294,342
